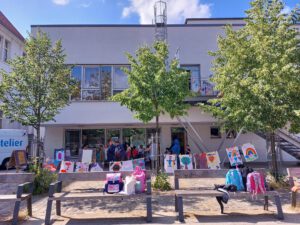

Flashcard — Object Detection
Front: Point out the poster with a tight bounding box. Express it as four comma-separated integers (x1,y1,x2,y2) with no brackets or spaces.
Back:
164,154,177,173
206,151,221,169
242,143,258,162
179,155,193,170
81,149,93,164
54,149,65,167
132,158,146,170
90,163,103,172
60,161,74,173
194,153,208,169
109,161,122,171
226,146,243,166
121,160,134,171
75,162,89,172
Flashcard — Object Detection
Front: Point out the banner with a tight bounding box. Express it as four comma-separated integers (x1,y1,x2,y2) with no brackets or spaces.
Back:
242,143,258,162
121,160,134,171
179,155,193,170
132,158,145,170
193,153,208,169
82,149,93,164
60,161,74,173
75,162,89,172
164,154,177,173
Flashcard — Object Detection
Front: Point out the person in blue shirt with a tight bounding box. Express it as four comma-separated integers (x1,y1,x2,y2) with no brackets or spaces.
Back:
107,141,116,162
171,138,181,169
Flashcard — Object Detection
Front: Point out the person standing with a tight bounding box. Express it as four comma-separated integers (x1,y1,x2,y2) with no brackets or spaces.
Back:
171,138,181,169
107,140,116,162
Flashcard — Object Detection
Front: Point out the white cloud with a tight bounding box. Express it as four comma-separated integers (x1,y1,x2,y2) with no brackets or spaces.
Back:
281,6,291,15
52,0,70,5
79,1,92,8
122,0,211,24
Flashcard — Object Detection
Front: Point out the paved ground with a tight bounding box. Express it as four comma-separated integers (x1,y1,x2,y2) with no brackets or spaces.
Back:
1,175,300,225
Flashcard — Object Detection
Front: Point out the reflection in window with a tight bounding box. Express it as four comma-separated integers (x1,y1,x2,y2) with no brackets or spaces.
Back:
82,90,101,101
71,66,82,100
83,67,100,88
65,130,80,156
106,129,121,143
100,66,112,100
113,66,129,95
82,129,105,148
4,40,10,62
181,65,200,93
123,128,146,147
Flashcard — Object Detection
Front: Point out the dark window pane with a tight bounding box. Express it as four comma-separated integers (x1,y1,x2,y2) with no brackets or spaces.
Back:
82,129,105,148
100,66,112,100
122,128,145,147
210,127,221,138
65,130,80,156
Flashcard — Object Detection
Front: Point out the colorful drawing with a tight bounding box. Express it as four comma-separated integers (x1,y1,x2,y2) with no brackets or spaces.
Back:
81,149,93,164
164,154,177,173
75,162,89,172
242,143,258,162
179,155,193,170
59,161,74,173
109,161,122,171
90,163,103,172
226,146,243,166
121,160,134,171
132,158,146,170
206,151,221,169
193,153,208,169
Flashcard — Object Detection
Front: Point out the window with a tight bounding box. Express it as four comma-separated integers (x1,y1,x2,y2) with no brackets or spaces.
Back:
146,128,160,144
106,129,121,144
71,66,82,100
4,40,10,62
210,127,221,138
65,130,81,156
122,128,146,147
100,66,112,100
82,129,105,148
0,36,2,61
82,67,100,100
113,66,129,95
181,65,200,93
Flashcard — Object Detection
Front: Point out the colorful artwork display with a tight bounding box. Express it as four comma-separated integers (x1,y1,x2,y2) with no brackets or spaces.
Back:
226,146,243,166
242,143,258,162
109,161,122,171
206,151,221,169
75,162,89,172
164,154,177,173
81,149,93,164
132,158,146,170
120,160,134,171
193,153,208,169
60,161,74,173
90,163,103,172
179,155,193,170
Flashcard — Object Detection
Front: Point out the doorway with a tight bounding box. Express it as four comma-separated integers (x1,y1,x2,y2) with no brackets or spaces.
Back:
171,127,187,154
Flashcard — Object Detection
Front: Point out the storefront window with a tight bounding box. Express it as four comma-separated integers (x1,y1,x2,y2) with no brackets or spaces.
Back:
82,129,105,148
122,128,146,147
100,66,112,100
71,66,82,100
106,129,121,143
65,130,80,156
113,66,129,95
146,128,160,145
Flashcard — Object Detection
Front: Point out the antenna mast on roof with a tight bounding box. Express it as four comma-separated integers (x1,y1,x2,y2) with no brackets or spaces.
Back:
154,0,167,42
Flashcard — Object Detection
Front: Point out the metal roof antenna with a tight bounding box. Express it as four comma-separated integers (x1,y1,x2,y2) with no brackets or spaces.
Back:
154,0,168,42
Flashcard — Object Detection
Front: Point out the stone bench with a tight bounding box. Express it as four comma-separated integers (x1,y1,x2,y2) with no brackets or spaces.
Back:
287,167,300,207
174,169,284,222
45,171,152,225
0,173,35,225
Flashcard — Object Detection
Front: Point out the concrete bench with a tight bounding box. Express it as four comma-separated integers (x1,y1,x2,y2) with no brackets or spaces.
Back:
0,173,35,225
45,171,152,225
174,169,284,222
287,167,300,207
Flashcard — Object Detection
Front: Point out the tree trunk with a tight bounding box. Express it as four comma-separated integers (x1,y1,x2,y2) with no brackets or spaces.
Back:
155,115,160,174
36,124,42,165
270,131,279,181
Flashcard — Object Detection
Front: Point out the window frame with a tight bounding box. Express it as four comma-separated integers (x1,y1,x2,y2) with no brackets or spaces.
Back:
210,126,221,139
4,39,10,62
180,64,201,93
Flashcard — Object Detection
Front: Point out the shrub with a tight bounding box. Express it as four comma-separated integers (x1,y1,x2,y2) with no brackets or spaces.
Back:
266,172,289,190
153,172,171,191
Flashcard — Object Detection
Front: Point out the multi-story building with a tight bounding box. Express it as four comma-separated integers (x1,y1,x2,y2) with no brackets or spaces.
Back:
0,11,32,132
31,17,300,164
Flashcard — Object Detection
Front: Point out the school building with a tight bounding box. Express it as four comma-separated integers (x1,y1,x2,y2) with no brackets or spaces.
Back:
31,17,300,164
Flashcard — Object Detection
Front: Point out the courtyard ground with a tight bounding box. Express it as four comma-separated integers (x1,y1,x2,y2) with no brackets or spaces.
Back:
1,174,300,225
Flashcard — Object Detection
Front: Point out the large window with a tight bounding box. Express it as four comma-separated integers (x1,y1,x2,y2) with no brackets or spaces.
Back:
113,66,129,95
181,65,200,93
65,130,81,156
106,129,121,144
122,128,146,147
82,129,105,148
82,67,101,100
71,66,82,101
100,66,112,100
4,39,10,62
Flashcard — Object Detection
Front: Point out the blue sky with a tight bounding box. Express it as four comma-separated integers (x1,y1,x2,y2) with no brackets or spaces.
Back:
0,0,299,38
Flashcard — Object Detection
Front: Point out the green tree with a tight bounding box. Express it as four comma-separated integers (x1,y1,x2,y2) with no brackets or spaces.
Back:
112,41,191,171
202,0,300,179
0,31,76,160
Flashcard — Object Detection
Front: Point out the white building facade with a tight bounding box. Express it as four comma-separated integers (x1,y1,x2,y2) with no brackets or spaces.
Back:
31,18,299,163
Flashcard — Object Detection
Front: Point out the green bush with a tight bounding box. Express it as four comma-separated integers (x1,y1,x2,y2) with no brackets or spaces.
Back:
266,172,289,190
153,172,171,191
29,161,57,195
